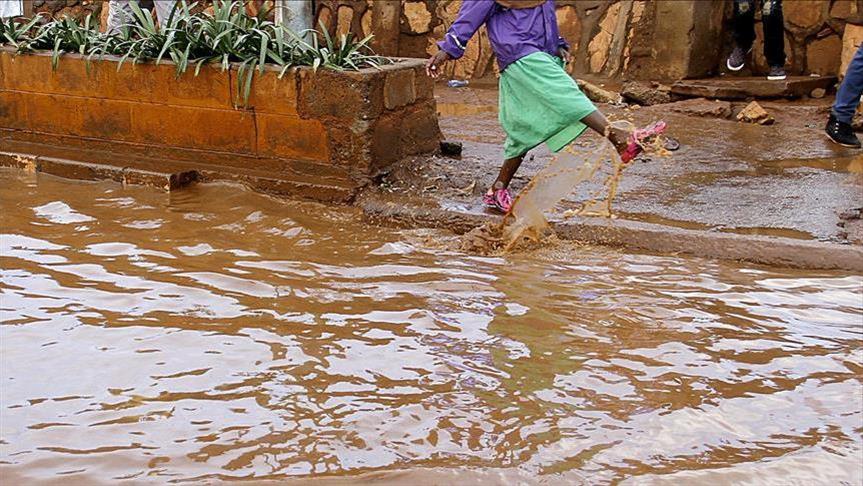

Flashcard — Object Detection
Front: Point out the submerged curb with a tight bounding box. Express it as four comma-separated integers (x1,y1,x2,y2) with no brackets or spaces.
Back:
359,195,863,272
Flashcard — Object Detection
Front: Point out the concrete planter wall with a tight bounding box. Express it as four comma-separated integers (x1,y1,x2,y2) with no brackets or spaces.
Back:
0,48,440,201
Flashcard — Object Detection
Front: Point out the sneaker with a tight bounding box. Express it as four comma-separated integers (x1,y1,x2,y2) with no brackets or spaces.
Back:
482,188,513,213
726,46,749,71
825,114,861,148
767,65,786,81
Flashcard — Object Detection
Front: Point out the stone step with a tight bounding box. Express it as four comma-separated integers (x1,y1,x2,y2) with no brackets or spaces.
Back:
0,148,357,203
671,76,838,100
0,151,197,191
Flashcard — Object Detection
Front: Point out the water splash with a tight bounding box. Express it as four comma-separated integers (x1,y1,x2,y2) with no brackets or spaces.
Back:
463,121,669,254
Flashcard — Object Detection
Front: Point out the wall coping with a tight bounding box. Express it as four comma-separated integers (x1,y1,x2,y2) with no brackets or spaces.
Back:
0,46,425,78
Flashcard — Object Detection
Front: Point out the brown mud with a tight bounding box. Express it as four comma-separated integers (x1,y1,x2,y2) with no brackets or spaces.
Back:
382,84,863,248
2,168,861,484
456,120,669,257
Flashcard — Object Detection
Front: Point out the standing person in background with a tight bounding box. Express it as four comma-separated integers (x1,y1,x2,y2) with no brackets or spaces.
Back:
106,1,176,33
825,44,863,148
426,0,666,214
0,0,24,18
726,0,787,80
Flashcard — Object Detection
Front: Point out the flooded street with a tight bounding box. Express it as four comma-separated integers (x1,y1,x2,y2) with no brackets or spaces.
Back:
1,168,861,484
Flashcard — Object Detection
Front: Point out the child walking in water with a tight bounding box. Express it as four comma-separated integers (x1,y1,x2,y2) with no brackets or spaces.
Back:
426,0,666,213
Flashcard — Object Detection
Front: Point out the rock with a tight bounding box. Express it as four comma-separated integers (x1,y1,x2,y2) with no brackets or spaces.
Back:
841,24,863,78
736,101,775,125
587,2,621,73
403,1,432,35
806,34,842,76
810,87,826,99
361,9,372,37
621,81,673,106
784,0,823,29
336,5,352,37
829,0,856,19
556,5,580,53
576,79,622,104
99,0,110,32
431,0,495,80
666,98,733,119
44,1,66,11
440,140,463,157
671,76,836,100
317,6,332,31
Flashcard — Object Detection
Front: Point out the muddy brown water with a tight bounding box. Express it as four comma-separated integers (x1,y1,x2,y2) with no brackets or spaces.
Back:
1,169,862,484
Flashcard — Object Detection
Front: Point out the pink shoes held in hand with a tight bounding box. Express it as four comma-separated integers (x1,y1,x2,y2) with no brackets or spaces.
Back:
620,121,668,164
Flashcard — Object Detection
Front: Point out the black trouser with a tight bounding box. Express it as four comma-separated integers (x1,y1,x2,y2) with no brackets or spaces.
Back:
731,0,786,68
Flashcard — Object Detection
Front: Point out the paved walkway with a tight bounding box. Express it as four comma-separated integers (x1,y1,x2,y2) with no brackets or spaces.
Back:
378,83,863,246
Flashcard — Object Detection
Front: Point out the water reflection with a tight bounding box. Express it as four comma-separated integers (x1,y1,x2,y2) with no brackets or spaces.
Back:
1,169,861,484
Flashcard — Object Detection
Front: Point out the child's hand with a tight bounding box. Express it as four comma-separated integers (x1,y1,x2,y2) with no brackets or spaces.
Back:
558,47,572,65
426,51,451,78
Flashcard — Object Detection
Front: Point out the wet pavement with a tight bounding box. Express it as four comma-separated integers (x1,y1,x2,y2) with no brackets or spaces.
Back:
381,83,863,245
2,169,862,484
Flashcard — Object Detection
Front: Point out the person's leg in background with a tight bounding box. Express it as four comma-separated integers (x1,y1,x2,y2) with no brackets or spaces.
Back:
761,0,787,80
727,0,756,71
826,45,863,148
152,1,177,29
106,1,134,34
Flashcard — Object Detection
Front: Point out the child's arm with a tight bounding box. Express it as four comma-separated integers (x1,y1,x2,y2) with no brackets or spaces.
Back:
558,35,572,64
426,0,496,77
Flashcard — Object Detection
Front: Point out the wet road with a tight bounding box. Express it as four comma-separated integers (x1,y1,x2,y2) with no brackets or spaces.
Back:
1,169,861,484
423,85,863,243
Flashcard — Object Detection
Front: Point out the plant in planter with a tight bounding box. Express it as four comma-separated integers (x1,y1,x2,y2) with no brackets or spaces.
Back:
0,15,41,51
1,0,391,105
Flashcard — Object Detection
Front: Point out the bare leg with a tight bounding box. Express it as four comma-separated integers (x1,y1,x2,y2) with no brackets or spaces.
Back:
487,110,626,195
487,154,525,194
581,110,628,152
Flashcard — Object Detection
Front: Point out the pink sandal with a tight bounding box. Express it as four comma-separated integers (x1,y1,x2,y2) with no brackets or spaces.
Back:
620,121,668,163
482,188,513,213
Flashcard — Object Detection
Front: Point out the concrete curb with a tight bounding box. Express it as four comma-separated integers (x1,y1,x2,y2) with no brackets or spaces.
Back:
0,151,197,191
359,195,863,272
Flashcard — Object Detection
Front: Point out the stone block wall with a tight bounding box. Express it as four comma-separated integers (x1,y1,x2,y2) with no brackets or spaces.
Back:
0,50,440,201
742,0,862,76
312,0,861,80
30,0,102,20
24,1,863,80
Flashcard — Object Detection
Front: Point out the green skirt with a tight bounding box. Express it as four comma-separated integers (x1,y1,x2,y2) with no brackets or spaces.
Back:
499,51,597,159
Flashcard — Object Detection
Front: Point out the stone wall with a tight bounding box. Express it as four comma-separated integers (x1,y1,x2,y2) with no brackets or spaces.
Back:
30,0,102,19
745,0,862,76
0,49,440,201
25,0,863,80
312,0,862,80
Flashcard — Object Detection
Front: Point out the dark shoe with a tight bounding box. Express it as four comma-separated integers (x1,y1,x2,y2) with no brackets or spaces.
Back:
726,46,749,71
767,66,787,81
826,114,862,148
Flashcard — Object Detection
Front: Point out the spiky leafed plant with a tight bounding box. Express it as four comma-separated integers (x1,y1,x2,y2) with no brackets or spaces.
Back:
0,14,42,51
11,0,393,104
28,13,101,69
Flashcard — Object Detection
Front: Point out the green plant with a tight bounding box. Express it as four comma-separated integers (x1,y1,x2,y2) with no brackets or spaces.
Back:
288,22,384,73
0,14,42,50
29,13,101,69
6,0,393,105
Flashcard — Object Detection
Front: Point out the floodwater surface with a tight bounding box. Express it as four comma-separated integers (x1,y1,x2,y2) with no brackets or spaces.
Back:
1,169,861,484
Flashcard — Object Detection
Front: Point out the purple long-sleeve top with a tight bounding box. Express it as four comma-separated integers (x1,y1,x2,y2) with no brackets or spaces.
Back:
437,0,569,72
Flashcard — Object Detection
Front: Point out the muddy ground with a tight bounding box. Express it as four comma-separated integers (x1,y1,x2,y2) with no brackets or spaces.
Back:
374,79,863,246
